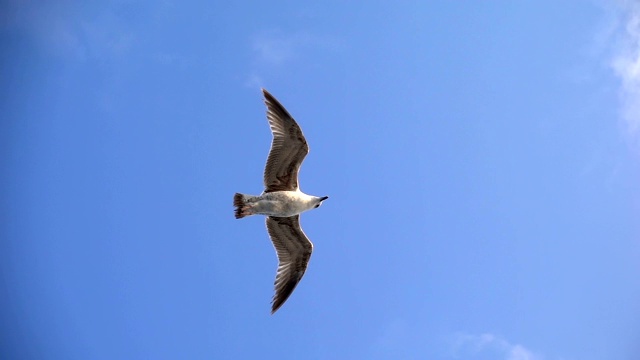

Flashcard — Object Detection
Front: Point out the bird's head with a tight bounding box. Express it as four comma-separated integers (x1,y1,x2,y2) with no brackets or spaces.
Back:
314,196,329,209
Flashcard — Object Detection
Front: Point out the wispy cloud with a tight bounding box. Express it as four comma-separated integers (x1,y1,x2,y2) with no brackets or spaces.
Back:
252,30,303,66
452,333,542,360
1,2,135,62
245,30,308,88
246,29,344,87
1,1,82,59
609,1,640,141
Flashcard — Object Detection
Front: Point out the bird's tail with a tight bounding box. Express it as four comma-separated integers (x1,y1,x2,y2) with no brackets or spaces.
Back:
234,193,251,219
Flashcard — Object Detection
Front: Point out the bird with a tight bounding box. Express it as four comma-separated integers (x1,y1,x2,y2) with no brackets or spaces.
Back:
234,89,329,314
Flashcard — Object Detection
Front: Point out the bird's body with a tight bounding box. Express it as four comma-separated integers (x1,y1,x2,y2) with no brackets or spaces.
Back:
233,89,328,314
234,190,324,218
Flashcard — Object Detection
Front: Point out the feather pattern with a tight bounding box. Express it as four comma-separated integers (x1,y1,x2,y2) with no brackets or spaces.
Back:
262,89,309,193
265,215,313,314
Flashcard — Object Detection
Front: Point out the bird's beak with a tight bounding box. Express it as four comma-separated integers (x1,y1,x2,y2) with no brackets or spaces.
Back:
320,196,329,201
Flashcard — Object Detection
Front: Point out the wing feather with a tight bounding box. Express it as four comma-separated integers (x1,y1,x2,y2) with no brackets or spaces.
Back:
265,215,313,314
262,89,309,192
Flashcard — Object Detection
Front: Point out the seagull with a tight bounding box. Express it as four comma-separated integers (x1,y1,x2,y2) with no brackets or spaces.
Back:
234,89,328,314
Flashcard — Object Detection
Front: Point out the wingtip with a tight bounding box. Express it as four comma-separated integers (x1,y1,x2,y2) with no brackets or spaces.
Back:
271,293,282,314
270,300,284,315
262,88,275,103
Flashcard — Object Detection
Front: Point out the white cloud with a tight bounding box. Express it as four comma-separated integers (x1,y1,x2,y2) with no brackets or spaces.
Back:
508,344,538,360
452,333,542,360
246,29,344,87
1,1,81,59
609,0,640,141
252,30,303,66
250,29,344,66
244,30,307,88
244,73,265,89
1,2,135,62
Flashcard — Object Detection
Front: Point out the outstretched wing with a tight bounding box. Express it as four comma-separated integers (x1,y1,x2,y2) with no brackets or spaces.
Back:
265,215,313,314
262,89,309,193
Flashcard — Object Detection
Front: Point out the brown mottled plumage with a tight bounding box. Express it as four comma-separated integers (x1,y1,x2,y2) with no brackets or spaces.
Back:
233,89,328,314
262,89,309,193
266,215,313,314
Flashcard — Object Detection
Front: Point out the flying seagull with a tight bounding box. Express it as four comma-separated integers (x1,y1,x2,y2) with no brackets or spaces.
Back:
234,89,328,314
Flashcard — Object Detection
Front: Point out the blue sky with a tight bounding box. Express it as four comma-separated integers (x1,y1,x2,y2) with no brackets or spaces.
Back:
2,1,639,359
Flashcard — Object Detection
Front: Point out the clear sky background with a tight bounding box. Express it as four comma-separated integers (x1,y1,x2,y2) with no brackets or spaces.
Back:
2,1,640,359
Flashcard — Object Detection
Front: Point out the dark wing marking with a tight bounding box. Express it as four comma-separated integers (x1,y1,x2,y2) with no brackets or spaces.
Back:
262,89,309,193
265,215,313,314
